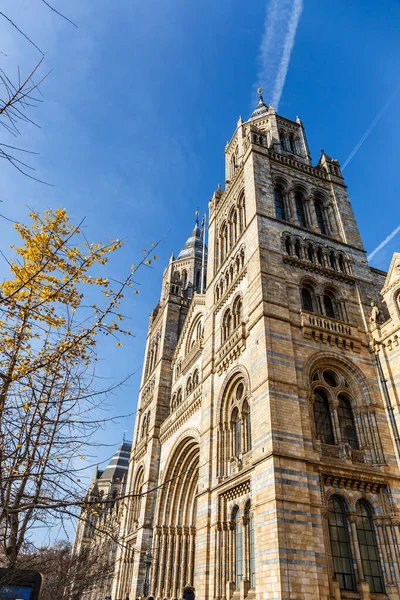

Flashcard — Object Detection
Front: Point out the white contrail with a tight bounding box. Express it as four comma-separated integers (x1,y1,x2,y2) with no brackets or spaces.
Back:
257,0,304,111
368,224,400,262
272,0,304,109
342,83,400,171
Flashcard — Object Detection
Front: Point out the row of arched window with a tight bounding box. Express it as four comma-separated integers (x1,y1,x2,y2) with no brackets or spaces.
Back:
217,195,246,265
327,496,384,594
145,332,161,378
279,130,302,156
215,247,245,303
222,296,243,343
275,185,332,235
171,368,200,412
301,282,346,321
283,233,350,275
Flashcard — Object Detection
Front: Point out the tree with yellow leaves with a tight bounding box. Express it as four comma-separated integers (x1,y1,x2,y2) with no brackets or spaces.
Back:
0,207,159,567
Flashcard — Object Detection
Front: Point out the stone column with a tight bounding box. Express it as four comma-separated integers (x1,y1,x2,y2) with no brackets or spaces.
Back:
221,522,228,600
164,527,175,596
188,526,196,585
385,519,400,584
172,527,182,599
331,400,342,444
287,190,296,223
305,195,317,230
179,527,189,597
150,528,161,596
157,527,168,599
215,524,222,600
375,519,393,585
347,513,371,600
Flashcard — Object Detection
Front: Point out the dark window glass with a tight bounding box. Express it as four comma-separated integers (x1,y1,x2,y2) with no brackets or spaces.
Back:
295,193,307,228
307,245,315,263
295,240,301,258
338,395,358,449
329,252,336,270
314,390,334,445
274,188,286,220
285,237,292,255
301,287,314,313
323,370,338,388
324,294,336,319
234,508,243,589
328,497,357,591
315,201,327,235
356,502,385,594
243,401,251,451
338,255,345,272
232,408,241,456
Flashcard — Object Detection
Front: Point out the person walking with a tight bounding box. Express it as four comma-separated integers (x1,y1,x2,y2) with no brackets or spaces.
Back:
183,584,195,600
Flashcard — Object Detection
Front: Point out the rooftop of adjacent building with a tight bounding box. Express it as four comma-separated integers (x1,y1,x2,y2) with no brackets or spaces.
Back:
176,212,208,262
97,440,132,484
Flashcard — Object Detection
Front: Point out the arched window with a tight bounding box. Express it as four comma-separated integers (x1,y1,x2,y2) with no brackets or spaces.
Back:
274,187,286,220
176,388,182,405
186,376,192,397
317,247,324,265
328,496,356,591
231,407,241,456
323,293,336,319
329,251,336,270
338,395,358,449
313,390,334,445
220,223,228,263
130,468,144,529
301,286,315,313
222,309,232,342
192,369,199,388
295,192,307,228
229,208,238,248
243,400,251,452
307,244,315,263
195,270,201,290
141,414,148,439
315,200,328,235
182,270,188,289
294,239,301,258
356,501,385,594
238,195,246,233
338,255,345,273
233,297,242,329
284,237,292,256
233,507,243,590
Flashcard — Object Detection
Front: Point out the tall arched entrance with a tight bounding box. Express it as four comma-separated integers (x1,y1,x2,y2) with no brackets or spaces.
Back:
150,436,199,600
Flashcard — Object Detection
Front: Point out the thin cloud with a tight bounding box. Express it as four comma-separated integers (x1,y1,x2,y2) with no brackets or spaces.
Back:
368,224,400,262
257,0,304,110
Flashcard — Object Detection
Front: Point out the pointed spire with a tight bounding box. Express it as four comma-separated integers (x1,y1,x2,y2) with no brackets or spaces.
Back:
177,214,208,261
249,87,269,120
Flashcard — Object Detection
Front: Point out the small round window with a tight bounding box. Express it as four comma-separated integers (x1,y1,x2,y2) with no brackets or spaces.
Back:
323,370,338,388
236,382,244,400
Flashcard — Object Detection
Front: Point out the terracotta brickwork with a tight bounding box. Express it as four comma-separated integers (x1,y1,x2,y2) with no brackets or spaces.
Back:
77,94,400,600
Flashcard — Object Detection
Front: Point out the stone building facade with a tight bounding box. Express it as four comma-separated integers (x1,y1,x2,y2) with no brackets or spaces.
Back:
107,93,400,600
72,442,131,599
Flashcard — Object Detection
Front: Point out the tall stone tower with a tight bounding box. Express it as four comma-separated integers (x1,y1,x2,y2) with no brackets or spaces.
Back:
111,92,400,600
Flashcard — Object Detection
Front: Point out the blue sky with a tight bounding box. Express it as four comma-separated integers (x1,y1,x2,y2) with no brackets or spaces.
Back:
1,0,400,538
